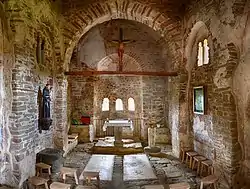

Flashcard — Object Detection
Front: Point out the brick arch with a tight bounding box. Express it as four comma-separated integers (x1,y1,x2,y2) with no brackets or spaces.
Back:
62,0,182,71
185,21,213,71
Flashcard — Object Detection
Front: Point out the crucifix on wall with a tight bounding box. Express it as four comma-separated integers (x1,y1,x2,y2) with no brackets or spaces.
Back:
111,28,135,71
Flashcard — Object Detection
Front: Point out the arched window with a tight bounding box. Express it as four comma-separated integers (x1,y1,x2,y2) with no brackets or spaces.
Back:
197,42,203,66
128,98,135,111
203,39,209,64
102,98,109,111
115,98,123,111
197,39,209,66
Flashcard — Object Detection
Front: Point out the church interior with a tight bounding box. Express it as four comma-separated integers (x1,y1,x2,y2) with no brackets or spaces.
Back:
0,0,249,188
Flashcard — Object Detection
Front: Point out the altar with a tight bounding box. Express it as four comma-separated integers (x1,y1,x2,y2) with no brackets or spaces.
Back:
103,119,133,146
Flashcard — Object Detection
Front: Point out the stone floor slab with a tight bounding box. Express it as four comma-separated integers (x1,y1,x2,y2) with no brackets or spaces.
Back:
123,154,157,181
83,154,115,181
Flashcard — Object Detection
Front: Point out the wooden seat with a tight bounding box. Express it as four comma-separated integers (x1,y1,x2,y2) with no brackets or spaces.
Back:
68,134,78,139
50,182,71,189
28,176,49,189
192,155,207,174
200,175,218,189
80,171,100,188
169,182,190,189
60,167,79,185
35,162,51,177
185,151,198,168
180,147,192,163
201,160,213,176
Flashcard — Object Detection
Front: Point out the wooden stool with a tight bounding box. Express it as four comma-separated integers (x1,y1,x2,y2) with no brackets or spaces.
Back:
35,162,51,177
60,167,79,185
80,171,100,188
50,182,71,189
201,160,213,176
200,175,218,189
192,156,207,174
28,176,49,189
169,182,190,189
180,147,192,163
185,151,198,168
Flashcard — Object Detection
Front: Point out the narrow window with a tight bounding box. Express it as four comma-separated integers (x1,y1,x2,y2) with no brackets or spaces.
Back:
197,39,209,66
102,98,109,111
128,98,135,111
203,39,209,64
197,42,203,67
115,98,123,111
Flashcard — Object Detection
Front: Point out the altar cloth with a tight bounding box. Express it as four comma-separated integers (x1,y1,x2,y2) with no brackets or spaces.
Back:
103,120,133,131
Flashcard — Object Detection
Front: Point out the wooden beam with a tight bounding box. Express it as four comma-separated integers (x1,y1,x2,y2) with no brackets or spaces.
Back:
64,71,178,77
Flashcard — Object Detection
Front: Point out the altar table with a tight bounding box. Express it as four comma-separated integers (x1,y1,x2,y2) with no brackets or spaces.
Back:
103,120,133,146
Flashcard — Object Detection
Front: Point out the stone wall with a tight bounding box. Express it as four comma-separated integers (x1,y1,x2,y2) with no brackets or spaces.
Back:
0,0,62,187
69,19,171,142
183,0,245,188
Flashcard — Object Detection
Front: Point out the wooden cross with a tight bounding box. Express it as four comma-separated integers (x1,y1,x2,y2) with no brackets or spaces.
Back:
111,28,135,71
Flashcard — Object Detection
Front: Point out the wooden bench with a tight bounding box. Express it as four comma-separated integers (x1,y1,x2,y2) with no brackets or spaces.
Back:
169,182,190,189
28,176,49,189
200,160,213,176
200,175,218,189
35,162,51,177
80,171,100,188
60,167,79,184
50,182,71,189
185,151,198,168
63,134,79,157
68,133,78,139
180,147,192,163
192,155,206,175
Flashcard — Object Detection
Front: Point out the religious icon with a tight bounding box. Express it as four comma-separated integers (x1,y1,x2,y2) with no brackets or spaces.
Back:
38,83,53,132
42,84,51,118
111,28,135,71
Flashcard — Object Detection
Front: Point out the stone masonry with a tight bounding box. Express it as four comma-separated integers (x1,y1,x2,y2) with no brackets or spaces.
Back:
0,0,250,188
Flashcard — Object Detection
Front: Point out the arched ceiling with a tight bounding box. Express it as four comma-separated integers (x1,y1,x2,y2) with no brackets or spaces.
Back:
73,19,168,72
61,0,186,70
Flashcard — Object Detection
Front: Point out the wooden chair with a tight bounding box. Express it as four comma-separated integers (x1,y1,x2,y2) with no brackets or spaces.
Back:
185,151,198,168
200,175,218,189
60,167,79,185
169,182,190,189
80,171,100,189
180,147,192,163
200,160,213,176
192,156,206,175
50,182,71,189
28,176,49,189
35,162,51,177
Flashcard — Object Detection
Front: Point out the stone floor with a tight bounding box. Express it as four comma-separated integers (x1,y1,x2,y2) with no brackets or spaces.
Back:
59,143,200,189
0,143,201,189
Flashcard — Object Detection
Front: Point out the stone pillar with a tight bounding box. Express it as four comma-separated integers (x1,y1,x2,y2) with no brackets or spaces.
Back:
53,75,68,150
114,127,123,147
148,127,156,147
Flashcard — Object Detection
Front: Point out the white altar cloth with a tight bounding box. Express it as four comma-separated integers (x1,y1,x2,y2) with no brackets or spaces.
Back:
103,120,133,131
